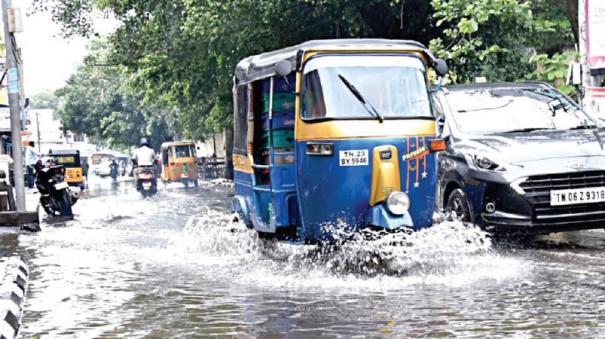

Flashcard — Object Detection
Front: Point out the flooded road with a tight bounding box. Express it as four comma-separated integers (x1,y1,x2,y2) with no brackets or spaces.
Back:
1,177,605,337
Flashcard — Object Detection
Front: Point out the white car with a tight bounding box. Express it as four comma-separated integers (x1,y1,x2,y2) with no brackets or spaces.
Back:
93,162,112,177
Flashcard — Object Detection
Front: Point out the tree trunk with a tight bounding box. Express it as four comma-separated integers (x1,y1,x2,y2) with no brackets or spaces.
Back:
223,127,234,180
566,0,579,46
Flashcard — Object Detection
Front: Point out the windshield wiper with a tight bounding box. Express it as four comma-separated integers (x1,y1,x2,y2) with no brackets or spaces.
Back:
569,124,597,130
504,127,554,133
337,74,384,123
457,99,513,113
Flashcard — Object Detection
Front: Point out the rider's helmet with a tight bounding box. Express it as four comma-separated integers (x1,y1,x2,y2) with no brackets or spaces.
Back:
140,137,150,147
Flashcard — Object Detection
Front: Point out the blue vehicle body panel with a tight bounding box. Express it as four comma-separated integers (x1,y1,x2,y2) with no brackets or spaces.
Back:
295,136,437,241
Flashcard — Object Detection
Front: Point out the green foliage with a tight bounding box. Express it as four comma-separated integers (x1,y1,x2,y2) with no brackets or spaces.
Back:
30,90,59,110
38,0,578,145
56,40,175,149
529,50,578,94
429,0,534,83
530,0,576,53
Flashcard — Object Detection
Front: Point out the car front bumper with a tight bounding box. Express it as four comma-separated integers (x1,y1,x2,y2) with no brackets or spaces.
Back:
476,171,605,233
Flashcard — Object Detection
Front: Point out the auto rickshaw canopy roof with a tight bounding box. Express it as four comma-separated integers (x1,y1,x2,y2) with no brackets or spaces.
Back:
160,141,196,150
48,149,80,156
234,39,439,85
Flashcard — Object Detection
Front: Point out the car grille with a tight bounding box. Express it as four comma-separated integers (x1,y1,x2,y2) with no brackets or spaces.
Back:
520,171,605,223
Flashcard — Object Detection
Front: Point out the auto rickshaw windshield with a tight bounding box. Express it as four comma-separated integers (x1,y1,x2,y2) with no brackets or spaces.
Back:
172,145,196,158
52,155,80,167
302,55,432,120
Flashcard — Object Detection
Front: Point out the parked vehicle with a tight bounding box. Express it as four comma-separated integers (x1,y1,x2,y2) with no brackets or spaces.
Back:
35,162,79,218
91,152,114,177
160,141,198,187
47,149,85,189
231,39,448,242
434,82,605,234
135,166,157,197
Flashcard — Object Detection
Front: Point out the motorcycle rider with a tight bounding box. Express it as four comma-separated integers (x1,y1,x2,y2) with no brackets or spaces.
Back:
132,137,156,186
109,158,120,182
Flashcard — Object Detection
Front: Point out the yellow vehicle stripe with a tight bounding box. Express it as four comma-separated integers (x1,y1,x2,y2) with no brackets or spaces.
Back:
296,119,436,141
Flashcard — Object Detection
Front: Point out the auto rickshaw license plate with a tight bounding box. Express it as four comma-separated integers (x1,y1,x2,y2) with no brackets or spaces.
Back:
550,187,605,206
339,149,368,166
143,182,152,190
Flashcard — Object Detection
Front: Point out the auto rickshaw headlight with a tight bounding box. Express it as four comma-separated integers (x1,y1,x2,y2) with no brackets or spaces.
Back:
386,191,410,215
306,143,333,156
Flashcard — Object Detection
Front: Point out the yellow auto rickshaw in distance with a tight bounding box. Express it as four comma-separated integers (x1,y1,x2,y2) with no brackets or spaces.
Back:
160,141,198,187
48,149,85,189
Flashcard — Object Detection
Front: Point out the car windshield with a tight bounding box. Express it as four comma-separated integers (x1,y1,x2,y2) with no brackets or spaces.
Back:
446,87,595,134
302,55,432,120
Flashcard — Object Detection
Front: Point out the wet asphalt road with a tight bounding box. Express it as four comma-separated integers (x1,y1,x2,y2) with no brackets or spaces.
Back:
0,176,604,338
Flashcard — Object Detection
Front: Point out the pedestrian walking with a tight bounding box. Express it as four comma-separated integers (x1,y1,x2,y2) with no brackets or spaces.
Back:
82,158,89,188
24,141,38,189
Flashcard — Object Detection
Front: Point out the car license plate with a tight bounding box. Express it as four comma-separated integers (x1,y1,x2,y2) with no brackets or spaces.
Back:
550,187,605,206
54,182,69,190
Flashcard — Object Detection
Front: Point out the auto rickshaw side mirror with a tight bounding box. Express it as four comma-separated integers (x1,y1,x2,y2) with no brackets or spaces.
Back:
434,59,449,77
275,60,293,77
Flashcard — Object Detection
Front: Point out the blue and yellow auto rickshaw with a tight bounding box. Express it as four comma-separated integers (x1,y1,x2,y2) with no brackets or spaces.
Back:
231,39,448,242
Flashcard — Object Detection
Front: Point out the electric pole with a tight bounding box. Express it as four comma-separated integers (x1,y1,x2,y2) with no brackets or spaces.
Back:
2,0,25,210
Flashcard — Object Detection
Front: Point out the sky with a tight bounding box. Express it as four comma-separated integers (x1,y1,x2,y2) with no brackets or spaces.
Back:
14,0,116,94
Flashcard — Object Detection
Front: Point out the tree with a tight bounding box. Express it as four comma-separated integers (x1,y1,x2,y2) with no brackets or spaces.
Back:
56,40,175,149
30,90,59,110
38,0,579,143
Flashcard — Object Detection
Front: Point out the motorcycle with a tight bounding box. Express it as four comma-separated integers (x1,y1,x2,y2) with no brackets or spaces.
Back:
35,163,79,218
135,166,157,197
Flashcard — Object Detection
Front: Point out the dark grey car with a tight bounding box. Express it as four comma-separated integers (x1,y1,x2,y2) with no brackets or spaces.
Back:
434,82,605,234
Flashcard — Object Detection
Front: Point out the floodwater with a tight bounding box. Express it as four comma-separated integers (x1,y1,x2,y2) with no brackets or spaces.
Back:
1,177,604,337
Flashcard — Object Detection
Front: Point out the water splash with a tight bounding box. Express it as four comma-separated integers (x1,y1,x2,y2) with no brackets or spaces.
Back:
170,208,523,290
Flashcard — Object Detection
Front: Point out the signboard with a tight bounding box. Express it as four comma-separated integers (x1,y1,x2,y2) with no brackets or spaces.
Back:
6,68,19,94
0,106,10,132
586,0,605,69
585,87,605,119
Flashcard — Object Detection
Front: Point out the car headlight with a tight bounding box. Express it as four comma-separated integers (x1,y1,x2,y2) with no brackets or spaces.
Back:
386,191,410,215
465,154,507,172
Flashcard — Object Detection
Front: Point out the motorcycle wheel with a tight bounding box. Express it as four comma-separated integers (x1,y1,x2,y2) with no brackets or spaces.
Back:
57,191,73,217
40,197,54,215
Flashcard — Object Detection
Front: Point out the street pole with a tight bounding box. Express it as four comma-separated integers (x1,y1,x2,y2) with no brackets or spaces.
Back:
2,0,25,210
35,111,40,153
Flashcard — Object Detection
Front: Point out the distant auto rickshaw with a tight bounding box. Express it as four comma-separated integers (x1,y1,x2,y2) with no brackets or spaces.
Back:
231,39,448,242
48,149,85,189
160,141,198,187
